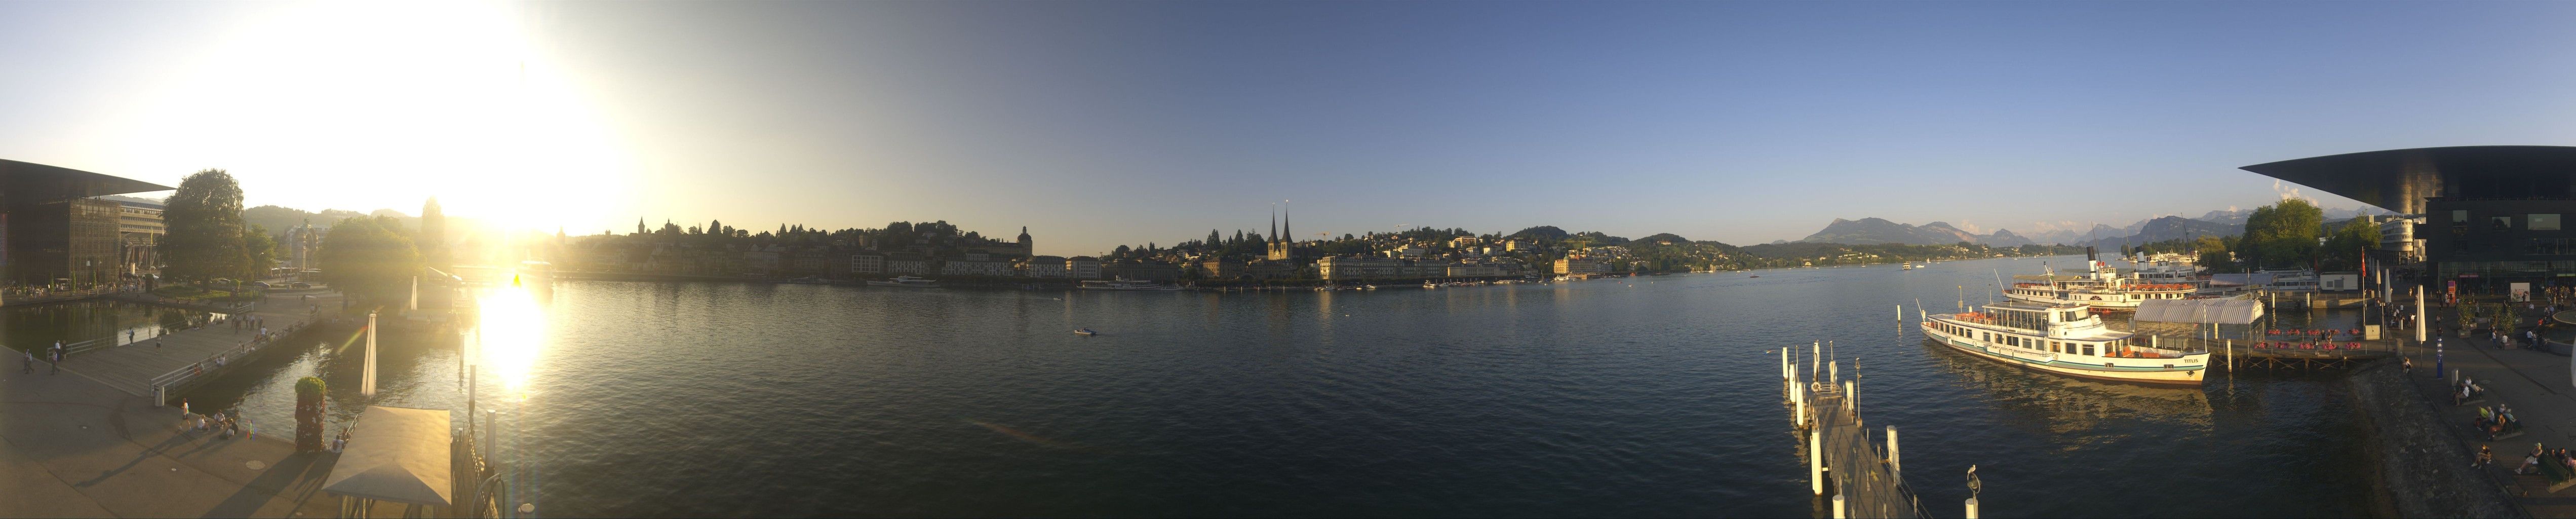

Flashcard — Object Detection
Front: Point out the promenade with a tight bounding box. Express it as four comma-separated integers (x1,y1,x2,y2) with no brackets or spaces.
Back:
0,347,340,517
60,289,347,399
2399,308,2576,517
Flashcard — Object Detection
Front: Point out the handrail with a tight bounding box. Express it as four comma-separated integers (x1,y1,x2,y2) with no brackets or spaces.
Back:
59,338,109,357
148,317,308,400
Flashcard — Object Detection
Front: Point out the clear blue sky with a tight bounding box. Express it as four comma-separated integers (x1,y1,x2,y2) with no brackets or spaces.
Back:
3,1,2572,255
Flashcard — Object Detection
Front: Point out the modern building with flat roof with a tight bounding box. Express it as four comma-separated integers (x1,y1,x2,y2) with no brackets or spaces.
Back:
0,160,175,288
2241,145,2576,289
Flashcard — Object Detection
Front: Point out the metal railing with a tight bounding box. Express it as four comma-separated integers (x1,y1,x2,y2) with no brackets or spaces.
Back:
150,315,313,405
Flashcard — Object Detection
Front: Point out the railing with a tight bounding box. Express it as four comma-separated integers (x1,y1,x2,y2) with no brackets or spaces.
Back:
59,338,110,357
150,315,312,405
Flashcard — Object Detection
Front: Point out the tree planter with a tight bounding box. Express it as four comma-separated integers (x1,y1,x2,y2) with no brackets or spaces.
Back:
295,377,326,452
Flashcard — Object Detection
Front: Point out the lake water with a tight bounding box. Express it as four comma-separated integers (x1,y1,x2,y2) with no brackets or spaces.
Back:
187,254,2377,517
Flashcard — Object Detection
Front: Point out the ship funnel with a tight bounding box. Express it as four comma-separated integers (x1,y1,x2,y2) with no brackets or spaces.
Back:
2085,246,2097,262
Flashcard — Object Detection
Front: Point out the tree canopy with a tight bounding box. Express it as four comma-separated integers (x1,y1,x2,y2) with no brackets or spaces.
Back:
317,215,422,305
2241,198,2323,269
161,169,249,283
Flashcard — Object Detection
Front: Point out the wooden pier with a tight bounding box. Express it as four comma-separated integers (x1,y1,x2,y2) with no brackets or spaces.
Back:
1784,344,1943,519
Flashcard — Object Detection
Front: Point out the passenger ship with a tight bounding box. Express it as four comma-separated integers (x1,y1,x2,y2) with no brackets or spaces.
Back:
2004,260,2201,310
1922,302,2208,384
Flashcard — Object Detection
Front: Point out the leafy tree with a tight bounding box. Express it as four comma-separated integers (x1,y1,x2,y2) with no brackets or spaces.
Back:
419,198,449,270
160,169,249,284
2242,198,2323,269
2319,217,2379,271
318,215,423,305
244,225,279,276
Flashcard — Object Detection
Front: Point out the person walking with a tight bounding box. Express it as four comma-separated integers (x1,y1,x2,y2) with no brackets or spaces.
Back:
48,346,60,375
20,349,30,374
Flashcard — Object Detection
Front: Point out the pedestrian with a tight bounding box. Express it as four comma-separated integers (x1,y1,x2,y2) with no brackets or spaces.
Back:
20,349,30,374
48,348,59,375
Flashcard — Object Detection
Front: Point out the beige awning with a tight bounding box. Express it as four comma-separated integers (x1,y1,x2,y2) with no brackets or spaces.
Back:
322,406,454,506
2134,298,2266,325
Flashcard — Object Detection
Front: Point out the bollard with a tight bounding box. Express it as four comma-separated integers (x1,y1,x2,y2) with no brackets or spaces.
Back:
1844,381,1854,413
1794,383,1807,428
1810,429,1825,495
1965,498,1979,519
1832,494,1846,519
1829,361,1839,387
1886,426,1900,474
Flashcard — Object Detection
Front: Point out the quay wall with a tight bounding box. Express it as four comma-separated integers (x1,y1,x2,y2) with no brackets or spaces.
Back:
2345,361,2524,518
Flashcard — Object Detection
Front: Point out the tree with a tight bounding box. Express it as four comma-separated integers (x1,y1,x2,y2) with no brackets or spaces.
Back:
2319,217,2380,271
244,225,279,276
2242,198,2323,269
420,198,449,270
318,215,423,305
161,169,250,284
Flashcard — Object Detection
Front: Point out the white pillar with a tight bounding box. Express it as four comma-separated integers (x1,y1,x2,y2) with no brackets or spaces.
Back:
1965,498,1980,519
1897,304,1903,321
408,276,418,311
361,311,377,397
1886,426,1900,474
1810,429,1825,495
1832,494,1846,519
1829,361,1838,387
1844,381,1854,414
2416,289,2428,343
1811,341,1821,386
1793,381,1807,428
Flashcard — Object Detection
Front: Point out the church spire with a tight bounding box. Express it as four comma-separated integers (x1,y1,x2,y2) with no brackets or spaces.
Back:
1270,204,1278,244
1282,202,1291,244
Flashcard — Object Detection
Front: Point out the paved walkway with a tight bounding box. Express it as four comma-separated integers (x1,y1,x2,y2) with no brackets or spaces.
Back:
52,289,348,398
2402,311,2576,517
0,353,341,517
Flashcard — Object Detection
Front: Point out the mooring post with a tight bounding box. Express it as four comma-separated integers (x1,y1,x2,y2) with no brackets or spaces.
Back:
1886,425,1900,474
1793,381,1807,428
1965,498,1980,519
1810,428,1825,495
2227,339,2233,373
1844,381,1855,414
1832,494,1847,519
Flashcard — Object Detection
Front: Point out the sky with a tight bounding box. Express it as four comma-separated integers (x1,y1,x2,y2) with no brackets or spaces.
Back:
2,2,2573,256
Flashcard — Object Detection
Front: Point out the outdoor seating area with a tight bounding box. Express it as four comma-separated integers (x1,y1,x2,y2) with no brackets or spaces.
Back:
2250,341,2367,350
2475,403,2526,441
2456,377,2490,405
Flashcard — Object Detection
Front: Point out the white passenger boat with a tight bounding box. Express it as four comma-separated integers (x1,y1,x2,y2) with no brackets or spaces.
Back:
1922,302,2208,385
2004,258,2202,310
865,276,940,287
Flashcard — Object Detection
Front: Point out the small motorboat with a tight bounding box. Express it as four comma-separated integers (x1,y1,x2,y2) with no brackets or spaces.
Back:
1749,275,1761,278
1074,328,1099,336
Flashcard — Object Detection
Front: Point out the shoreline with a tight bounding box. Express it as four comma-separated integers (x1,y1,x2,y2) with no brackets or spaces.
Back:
2347,360,2525,517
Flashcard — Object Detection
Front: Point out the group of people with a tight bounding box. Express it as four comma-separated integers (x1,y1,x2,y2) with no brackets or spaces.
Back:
2475,402,2522,441
179,400,252,440
329,427,352,453
2512,442,2576,478
21,342,66,375
2455,376,2489,405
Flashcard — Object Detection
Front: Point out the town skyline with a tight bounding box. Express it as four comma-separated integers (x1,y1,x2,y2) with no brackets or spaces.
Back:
5,2,2572,254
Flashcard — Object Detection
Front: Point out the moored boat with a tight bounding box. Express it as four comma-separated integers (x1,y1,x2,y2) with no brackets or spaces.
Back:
1921,301,2208,384
865,276,941,287
1078,279,1165,290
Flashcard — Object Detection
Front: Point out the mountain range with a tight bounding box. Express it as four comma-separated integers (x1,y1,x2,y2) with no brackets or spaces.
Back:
1796,205,2389,248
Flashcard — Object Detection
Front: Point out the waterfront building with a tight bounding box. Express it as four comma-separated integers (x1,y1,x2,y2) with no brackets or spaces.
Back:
0,161,170,287
108,197,164,275
886,252,928,275
940,259,1016,277
1198,257,1242,279
1243,259,1295,279
1319,255,1406,281
1555,257,1610,276
744,250,780,276
1067,256,1102,279
1102,260,1179,282
1025,255,1069,278
2242,145,2576,288
850,252,885,274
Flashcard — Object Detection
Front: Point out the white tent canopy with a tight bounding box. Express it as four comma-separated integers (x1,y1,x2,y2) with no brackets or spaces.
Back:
2133,299,2266,325
323,406,454,507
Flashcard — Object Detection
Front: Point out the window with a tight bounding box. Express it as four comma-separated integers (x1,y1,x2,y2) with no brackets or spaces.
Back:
2082,344,2096,356
2455,210,2470,222
2050,341,2061,353
2535,214,2562,231
2494,216,2514,232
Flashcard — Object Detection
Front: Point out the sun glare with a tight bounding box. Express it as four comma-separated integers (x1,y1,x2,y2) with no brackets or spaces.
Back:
474,272,548,401
119,1,632,231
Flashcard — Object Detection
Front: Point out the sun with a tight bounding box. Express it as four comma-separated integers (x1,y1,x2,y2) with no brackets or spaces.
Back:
118,1,634,232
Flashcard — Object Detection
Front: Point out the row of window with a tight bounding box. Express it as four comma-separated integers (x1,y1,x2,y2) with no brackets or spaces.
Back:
2452,211,2564,232
1934,322,2128,357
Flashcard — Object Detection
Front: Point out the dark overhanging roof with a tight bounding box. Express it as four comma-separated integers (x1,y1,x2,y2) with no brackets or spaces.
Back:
2240,145,2576,214
0,159,176,203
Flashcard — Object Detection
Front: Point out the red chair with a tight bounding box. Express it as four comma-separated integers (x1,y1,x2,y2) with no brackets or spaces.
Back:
2349,342,2361,350
2268,329,2281,336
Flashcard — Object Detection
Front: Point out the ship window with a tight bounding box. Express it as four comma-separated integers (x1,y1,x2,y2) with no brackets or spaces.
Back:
2050,341,2061,352
2535,214,2562,231
2082,344,2096,355
2494,216,2514,232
